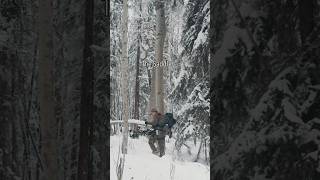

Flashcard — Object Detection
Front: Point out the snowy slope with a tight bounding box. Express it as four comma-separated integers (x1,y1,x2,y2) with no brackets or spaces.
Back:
110,135,210,180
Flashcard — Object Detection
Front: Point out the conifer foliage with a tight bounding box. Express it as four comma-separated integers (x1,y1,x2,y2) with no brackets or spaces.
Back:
212,0,320,179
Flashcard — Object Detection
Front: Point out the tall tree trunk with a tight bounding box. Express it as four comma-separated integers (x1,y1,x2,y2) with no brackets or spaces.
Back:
133,38,141,120
70,128,78,180
148,69,157,120
37,0,58,179
54,0,66,178
155,0,166,114
195,139,203,162
298,0,314,45
77,0,94,179
0,57,12,180
92,1,110,179
133,0,142,121
11,59,21,179
121,0,129,154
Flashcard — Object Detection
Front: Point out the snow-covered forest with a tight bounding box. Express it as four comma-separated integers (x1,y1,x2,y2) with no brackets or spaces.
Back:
2,0,320,180
212,0,320,179
0,0,210,179
1,0,109,180
110,0,210,179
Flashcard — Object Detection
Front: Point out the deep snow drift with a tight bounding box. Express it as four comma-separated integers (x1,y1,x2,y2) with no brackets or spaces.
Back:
110,135,210,180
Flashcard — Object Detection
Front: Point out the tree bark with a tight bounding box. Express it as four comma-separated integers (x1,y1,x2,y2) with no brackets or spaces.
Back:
195,139,203,162
70,128,78,180
148,69,157,120
121,0,129,154
77,0,94,179
37,0,58,179
133,0,142,121
154,0,166,114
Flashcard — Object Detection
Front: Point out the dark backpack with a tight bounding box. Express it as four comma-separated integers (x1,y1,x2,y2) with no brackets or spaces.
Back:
164,113,176,128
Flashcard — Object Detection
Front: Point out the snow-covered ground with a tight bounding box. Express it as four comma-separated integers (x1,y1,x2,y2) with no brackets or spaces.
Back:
110,135,210,180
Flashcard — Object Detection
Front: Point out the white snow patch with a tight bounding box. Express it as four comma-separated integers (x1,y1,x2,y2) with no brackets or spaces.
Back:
110,135,210,180
193,1,209,50
282,98,307,126
269,79,293,97
111,119,146,125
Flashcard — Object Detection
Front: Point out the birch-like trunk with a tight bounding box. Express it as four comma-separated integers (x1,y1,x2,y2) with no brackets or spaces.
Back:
155,0,166,114
37,0,58,179
148,69,156,121
121,0,129,154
